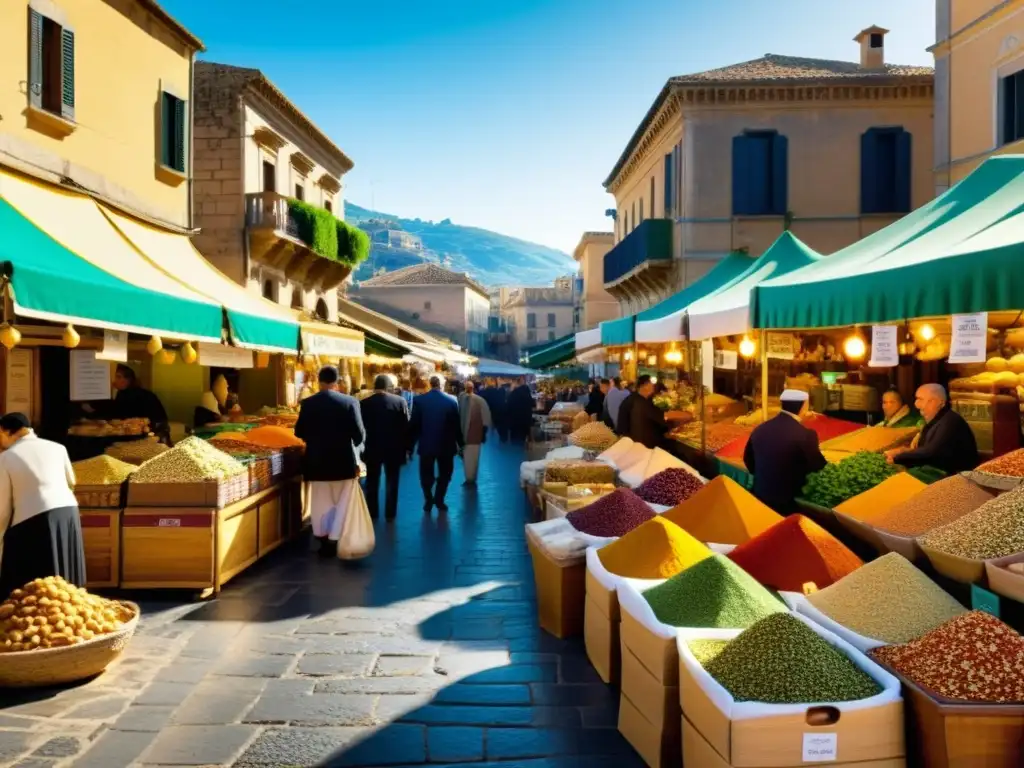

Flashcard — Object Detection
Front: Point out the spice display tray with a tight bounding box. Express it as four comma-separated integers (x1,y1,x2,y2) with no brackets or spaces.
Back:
618,689,680,768
584,566,621,685
983,552,1024,603
127,474,249,509
873,528,924,563
877,662,1024,768
918,542,988,585
80,508,121,588
527,535,585,639
74,483,126,509
834,510,886,552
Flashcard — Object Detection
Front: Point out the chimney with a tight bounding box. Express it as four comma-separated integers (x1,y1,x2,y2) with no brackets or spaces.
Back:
854,25,889,69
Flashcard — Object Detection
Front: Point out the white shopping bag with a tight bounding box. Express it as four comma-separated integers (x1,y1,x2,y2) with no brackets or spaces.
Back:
337,481,376,560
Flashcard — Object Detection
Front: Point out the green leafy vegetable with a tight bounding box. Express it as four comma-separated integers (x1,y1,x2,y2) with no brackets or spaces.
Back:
801,451,900,509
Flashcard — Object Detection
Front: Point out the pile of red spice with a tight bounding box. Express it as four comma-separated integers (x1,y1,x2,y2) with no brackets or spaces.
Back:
716,415,861,462
565,488,655,538
727,514,863,593
870,611,1024,703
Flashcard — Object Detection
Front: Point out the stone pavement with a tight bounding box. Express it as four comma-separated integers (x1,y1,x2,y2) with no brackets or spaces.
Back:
0,440,645,767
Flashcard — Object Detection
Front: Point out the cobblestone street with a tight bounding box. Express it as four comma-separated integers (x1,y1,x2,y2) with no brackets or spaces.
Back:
0,441,643,767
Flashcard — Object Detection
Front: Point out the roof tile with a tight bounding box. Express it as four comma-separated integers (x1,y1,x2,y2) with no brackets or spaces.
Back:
359,263,489,296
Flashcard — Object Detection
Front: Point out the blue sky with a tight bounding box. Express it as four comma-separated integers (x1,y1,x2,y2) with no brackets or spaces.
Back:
163,0,935,254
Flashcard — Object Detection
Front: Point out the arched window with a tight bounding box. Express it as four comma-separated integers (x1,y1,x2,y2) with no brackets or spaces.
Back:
314,298,329,320
262,279,276,301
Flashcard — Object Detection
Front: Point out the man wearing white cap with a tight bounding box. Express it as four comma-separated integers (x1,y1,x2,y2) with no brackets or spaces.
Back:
742,389,827,514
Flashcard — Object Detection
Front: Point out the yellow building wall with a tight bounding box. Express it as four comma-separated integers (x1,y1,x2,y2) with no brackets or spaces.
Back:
577,239,619,328
613,124,682,242
0,0,196,228
938,0,1024,187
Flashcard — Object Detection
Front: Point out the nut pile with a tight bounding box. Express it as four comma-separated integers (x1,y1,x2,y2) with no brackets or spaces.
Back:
870,475,994,536
71,455,137,486
544,460,616,485
130,436,245,484
973,449,1024,479
568,422,617,451
806,552,966,643
871,611,1024,702
105,439,169,466
597,517,711,579
920,484,1024,560
633,468,704,506
694,613,882,704
644,554,785,628
565,488,655,537
0,577,134,652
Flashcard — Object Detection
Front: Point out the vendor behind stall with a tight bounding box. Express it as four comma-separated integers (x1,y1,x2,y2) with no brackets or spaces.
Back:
744,389,828,515
82,364,167,428
886,384,978,474
878,388,924,429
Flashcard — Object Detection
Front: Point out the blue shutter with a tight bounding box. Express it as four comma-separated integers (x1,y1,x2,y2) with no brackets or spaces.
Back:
732,135,756,215
770,133,788,215
60,27,75,121
28,10,43,110
663,153,673,217
895,130,912,213
860,130,879,214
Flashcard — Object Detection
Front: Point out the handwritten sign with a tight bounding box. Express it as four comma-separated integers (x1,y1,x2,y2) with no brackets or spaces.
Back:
197,342,254,369
766,332,796,360
5,348,33,415
868,325,899,368
714,350,739,370
96,330,128,363
69,350,111,402
948,313,988,364
802,733,838,762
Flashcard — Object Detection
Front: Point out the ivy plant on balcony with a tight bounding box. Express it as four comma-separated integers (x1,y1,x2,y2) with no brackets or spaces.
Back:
287,199,370,267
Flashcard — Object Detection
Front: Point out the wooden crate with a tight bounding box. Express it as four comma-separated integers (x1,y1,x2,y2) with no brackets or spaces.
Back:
74,483,125,509
80,508,120,588
257,488,284,557
127,473,248,509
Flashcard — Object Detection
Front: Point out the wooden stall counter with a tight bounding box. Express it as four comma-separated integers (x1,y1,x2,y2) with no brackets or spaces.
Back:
120,479,304,597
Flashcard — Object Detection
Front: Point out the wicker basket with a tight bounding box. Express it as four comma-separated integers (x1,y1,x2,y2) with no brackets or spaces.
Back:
0,601,140,688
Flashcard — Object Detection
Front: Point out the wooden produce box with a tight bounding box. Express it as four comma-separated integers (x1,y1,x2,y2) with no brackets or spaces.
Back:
74,483,126,510
619,645,681,767
127,473,249,509
80,508,120,588
918,542,989,585
584,557,621,685
527,534,585,639
880,662,1024,768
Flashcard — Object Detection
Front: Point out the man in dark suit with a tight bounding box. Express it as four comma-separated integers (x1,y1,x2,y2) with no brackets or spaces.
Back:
887,383,979,474
360,374,410,520
507,377,535,443
743,389,827,515
617,375,667,449
480,379,508,442
586,378,609,423
294,366,365,552
409,375,463,513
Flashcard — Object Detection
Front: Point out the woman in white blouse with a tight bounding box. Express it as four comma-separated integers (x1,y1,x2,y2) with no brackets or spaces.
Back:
0,413,84,596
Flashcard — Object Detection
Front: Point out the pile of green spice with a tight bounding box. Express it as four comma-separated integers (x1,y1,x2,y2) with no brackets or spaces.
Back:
691,613,883,704
870,611,1024,703
643,554,785,629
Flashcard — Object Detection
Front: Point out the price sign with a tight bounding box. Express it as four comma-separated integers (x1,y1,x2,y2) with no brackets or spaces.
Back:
948,313,988,363
70,350,112,401
802,733,838,762
96,330,128,362
714,350,738,370
868,325,898,367
766,332,796,360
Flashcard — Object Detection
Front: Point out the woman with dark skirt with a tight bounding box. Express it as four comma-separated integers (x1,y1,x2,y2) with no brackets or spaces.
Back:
0,412,85,597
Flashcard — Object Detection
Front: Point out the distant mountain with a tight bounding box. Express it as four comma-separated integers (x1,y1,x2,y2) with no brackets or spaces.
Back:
345,202,577,287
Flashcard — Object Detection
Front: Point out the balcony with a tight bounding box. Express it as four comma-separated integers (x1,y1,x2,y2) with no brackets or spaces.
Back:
603,218,674,302
245,192,357,292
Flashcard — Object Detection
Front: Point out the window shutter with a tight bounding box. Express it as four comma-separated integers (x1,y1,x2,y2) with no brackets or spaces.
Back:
28,10,43,109
160,92,172,167
732,135,750,215
732,135,764,215
60,27,75,121
860,130,879,214
173,97,187,172
770,133,788,215
663,153,673,217
895,130,912,213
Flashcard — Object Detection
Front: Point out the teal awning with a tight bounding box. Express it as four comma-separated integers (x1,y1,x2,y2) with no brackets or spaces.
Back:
0,198,223,340
525,333,576,368
752,155,1024,329
365,334,407,358
632,252,756,343
600,314,636,346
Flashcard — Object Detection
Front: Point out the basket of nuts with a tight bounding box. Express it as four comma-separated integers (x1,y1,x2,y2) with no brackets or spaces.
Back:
0,576,140,687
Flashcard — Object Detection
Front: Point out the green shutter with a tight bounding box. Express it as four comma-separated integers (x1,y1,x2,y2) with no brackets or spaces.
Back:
172,97,186,172
60,27,75,121
28,10,43,109
160,92,171,167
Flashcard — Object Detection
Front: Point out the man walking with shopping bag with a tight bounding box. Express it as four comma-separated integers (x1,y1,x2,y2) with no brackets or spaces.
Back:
295,366,366,555
410,375,463,512
458,380,492,487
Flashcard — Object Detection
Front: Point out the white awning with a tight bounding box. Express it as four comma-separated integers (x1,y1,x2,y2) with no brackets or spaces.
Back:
575,327,601,351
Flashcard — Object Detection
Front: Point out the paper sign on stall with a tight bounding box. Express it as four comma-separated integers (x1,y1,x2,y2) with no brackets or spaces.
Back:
948,313,988,363
197,342,254,369
868,325,898,367
714,350,739,370
70,350,112,401
96,330,128,363
5,349,33,415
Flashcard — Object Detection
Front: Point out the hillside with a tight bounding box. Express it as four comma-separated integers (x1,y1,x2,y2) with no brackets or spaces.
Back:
345,202,576,287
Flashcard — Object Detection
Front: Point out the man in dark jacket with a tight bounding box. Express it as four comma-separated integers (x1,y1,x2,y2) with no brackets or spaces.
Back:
887,383,979,474
294,366,365,551
507,377,534,442
410,376,464,512
481,379,508,442
618,375,667,449
586,379,609,422
360,374,410,520
743,389,827,515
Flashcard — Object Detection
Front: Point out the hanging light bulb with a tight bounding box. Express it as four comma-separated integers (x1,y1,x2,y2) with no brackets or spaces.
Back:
62,323,80,349
739,336,756,359
664,348,683,365
918,323,936,342
0,323,20,350
180,342,197,364
623,350,633,361
147,335,163,355
898,325,917,356
843,332,867,360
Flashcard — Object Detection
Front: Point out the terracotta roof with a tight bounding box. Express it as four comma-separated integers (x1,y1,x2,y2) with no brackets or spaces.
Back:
195,62,354,174
604,54,933,189
359,263,490,298
671,54,933,85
